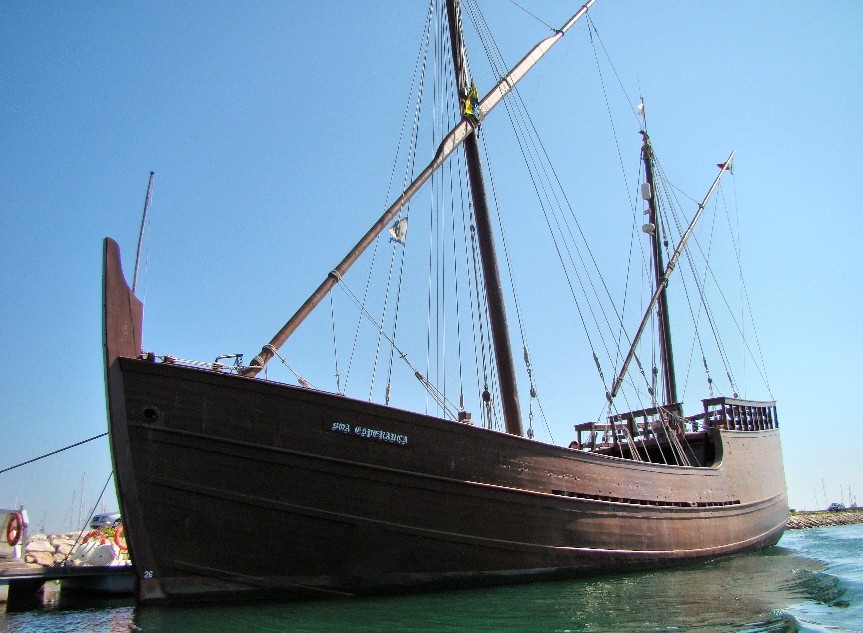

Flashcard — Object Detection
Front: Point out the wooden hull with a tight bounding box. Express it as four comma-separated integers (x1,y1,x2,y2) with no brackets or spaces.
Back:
103,239,787,604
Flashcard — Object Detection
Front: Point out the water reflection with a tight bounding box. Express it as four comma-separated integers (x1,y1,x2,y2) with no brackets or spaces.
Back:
131,545,830,633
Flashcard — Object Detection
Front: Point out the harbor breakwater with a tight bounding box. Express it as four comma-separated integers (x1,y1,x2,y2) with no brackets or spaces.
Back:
16,531,129,568
787,509,863,530
22,532,93,567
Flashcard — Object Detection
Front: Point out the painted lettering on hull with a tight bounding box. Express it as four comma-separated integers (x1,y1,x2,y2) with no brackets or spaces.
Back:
325,421,409,446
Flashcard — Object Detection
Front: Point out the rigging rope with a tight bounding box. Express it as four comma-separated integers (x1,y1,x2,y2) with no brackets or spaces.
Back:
719,182,774,397
337,275,461,419
381,13,436,400
477,111,544,439
465,0,670,433
448,137,469,417
587,25,660,408
264,344,314,389
335,0,435,402
505,0,557,32
466,207,501,430
329,291,342,393
670,189,739,397
312,0,770,454
59,472,114,567
0,434,108,475
646,140,773,401
470,0,610,388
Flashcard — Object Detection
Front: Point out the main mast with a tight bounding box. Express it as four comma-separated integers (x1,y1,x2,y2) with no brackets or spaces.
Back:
445,0,522,436
241,0,598,417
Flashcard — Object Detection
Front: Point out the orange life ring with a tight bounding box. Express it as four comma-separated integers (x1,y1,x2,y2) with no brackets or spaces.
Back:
113,525,128,552
83,530,107,545
6,512,22,546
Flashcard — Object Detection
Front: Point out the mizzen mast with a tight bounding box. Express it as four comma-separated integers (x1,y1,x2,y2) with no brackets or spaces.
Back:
609,148,736,402
640,127,678,406
445,0,522,436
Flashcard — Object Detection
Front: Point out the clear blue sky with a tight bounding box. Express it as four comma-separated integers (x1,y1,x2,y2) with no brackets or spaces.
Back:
2,1,861,533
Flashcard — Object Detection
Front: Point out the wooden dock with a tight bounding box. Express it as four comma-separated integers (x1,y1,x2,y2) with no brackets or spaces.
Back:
0,560,134,611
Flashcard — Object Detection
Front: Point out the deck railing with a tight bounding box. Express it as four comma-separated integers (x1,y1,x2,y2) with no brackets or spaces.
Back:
701,397,778,431
573,403,687,451
572,397,778,452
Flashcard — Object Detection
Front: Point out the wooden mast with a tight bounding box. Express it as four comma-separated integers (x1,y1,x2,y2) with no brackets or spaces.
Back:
241,1,597,382
445,0,522,436
609,149,735,401
640,130,678,406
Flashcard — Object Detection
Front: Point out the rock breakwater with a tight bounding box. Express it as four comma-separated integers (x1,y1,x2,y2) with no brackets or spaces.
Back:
19,531,130,567
787,509,863,530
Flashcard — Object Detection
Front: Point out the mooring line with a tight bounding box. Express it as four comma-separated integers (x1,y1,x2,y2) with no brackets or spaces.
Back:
0,432,108,475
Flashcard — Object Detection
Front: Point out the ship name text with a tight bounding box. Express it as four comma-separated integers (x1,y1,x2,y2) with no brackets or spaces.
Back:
326,421,409,446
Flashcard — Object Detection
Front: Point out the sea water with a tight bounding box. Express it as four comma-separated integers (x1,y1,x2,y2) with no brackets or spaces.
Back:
2,524,860,633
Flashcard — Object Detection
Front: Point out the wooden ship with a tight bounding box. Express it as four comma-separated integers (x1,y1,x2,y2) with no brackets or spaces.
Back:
103,0,787,604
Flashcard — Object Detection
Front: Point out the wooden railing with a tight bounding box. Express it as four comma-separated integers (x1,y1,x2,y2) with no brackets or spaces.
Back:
573,403,687,452
701,397,779,431
571,397,778,452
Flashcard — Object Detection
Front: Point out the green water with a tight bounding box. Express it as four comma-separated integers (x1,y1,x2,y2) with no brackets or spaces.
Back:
3,525,861,632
